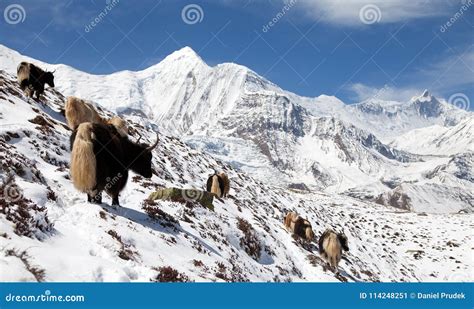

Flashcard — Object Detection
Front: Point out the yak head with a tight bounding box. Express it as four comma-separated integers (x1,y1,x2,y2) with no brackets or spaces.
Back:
124,133,159,178
44,71,55,88
338,232,349,251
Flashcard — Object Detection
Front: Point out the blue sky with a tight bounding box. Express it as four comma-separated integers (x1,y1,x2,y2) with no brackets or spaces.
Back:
0,0,473,107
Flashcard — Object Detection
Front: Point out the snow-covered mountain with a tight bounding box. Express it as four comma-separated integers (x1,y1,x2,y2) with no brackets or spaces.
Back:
341,90,468,142
0,44,472,214
1,69,472,282
390,117,474,155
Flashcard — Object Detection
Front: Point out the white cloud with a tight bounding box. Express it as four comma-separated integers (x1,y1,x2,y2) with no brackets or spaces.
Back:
415,49,474,91
348,49,474,102
348,83,421,102
297,0,458,26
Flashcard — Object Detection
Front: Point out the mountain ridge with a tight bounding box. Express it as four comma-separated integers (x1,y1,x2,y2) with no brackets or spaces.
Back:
0,44,472,213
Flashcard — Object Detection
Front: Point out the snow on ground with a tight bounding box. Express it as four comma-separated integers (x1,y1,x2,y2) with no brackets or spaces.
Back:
1,70,472,282
1,44,472,215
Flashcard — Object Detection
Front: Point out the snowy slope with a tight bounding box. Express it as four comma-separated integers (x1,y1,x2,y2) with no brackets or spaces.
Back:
0,44,472,214
1,70,473,282
390,117,474,156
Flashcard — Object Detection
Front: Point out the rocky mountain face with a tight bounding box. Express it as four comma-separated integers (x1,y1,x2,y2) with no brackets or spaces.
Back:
0,44,472,215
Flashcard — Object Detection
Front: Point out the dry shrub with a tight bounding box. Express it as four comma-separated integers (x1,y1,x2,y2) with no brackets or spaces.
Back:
192,259,204,267
46,186,57,201
28,115,53,134
237,218,261,261
153,266,189,282
0,176,53,239
142,199,178,228
107,230,136,261
5,249,45,282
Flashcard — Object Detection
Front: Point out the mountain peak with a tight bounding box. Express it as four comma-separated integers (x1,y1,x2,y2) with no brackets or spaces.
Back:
163,46,203,63
410,89,434,103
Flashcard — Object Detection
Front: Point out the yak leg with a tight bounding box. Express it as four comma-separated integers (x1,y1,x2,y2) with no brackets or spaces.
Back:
111,194,120,207
87,191,102,204
25,87,33,99
35,89,42,100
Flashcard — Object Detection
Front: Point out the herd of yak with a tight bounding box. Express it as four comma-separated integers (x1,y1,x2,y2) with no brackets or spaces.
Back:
15,62,350,273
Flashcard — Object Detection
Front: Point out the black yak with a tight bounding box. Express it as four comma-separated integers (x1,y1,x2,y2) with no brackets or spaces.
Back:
17,62,55,100
70,122,158,206
284,212,315,241
318,229,349,272
206,172,230,198
65,96,128,136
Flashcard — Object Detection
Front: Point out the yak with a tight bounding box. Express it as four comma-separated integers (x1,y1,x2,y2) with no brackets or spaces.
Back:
65,96,128,136
318,229,349,272
17,62,54,100
206,172,230,198
284,212,315,242
70,122,158,206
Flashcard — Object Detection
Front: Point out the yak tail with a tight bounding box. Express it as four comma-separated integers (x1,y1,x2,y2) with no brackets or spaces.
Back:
17,63,30,91
210,175,222,197
70,123,96,192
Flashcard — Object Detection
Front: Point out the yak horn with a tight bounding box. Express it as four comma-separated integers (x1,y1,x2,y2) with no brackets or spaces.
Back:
146,133,159,152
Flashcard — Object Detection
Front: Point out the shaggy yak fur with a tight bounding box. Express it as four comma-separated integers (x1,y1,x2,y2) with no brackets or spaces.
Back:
65,96,128,136
218,172,230,197
206,172,230,198
284,212,315,241
318,229,349,271
70,122,158,206
17,62,55,100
